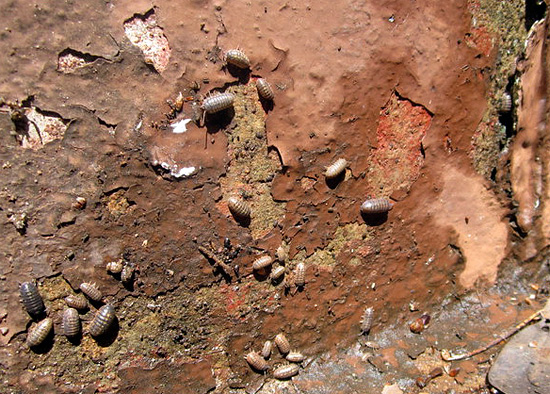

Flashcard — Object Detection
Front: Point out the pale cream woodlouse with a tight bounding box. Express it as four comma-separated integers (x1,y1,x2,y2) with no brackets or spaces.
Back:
361,307,374,335
27,318,53,347
62,308,81,338
270,266,285,282
19,282,45,317
121,264,134,284
275,333,291,354
500,92,512,112
275,246,287,263
227,196,251,221
360,198,393,214
325,158,348,179
256,78,274,100
294,263,306,287
245,351,269,371
64,294,88,310
224,49,250,69
261,340,272,359
106,260,123,274
252,256,273,271
201,92,236,115
89,305,116,337
286,351,305,363
273,364,300,379
80,282,102,302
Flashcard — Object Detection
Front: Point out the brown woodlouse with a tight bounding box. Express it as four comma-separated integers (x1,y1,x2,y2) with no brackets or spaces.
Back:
270,266,285,282
275,333,291,355
273,364,300,379
121,264,134,284
89,305,116,337
27,318,53,347
80,282,102,302
286,351,305,363
227,196,251,221
325,158,348,179
294,263,306,287
245,351,269,372
224,49,250,69
20,282,45,317
261,340,272,359
62,308,81,338
201,92,236,115
106,260,123,274
360,198,393,214
361,307,374,335
499,92,512,113
252,255,273,271
64,294,88,310
256,78,274,100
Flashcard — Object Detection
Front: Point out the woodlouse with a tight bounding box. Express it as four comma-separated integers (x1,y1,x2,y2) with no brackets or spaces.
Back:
20,282,45,317
252,256,273,271
286,351,305,363
261,340,272,359
499,92,512,112
256,78,274,100
245,351,269,371
273,364,300,379
361,307,374,335
360,198,393,214
276,246,287,263
89,305,116,337
64,294,88,310
227,196,251,221
80,282,102,302
275,333,291,355
294,263,306,287
106,260,123,274
270,266,285,282
224,49,250,69
121,264,134,284
62,308,81,338
325,158,348,179
27,318,53,347
201,92,235,115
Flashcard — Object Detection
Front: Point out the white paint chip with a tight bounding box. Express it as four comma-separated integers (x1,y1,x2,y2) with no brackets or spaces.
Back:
171,119,192,134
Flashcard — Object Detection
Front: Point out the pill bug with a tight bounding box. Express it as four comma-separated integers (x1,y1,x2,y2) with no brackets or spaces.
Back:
286,351,305,363
361,307,374,335
256,78,274,100
273,364,300,379
261,340,272,359
201,92,236,115
224,49,250,69
62,308,81,338
325,158,348,179
64,294,88,310
294,263,306,287
89,305,116,337
252,256,273,271
275,246,287,263
106,260,123,274
499,92,512,113
275,333,291,355
270,266,285,282
80,282,102,302
245,351,269,372
20,282,45,317
227,196,251,221
27,318,53,347
121,264,135,284
360,198,394,214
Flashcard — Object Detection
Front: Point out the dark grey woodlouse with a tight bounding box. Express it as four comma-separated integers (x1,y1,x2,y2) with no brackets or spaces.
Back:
256,78,274,100
499,92,512,112
106,260,123,274
224,49,250,69
286,351,305,363
27,318,53,347
63,308,81,338
294,263,306,287
80,282,102,302
275,333,291,355
252,256,272,271
245,351,269,371
361,307,374,335
325,158,348,179
20,282,45,317
65,294,88,310
360,198,393,214
227,196,251,220
201,93,235,115
89,305,116,337
270,266,285,282
273,364,300,379
261,340,272,359
121,264,134,284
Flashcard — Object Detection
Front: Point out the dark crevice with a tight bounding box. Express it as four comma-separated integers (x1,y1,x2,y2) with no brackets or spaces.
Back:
58,48,104,63
98,116,117,129
525,0,547,31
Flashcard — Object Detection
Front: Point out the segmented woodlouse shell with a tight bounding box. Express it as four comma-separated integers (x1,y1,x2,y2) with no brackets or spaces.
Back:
361,307,374,335
294,263,306,287
224,49,250,69
275,246,287,263
89,305,116,337
261,340,272,359
252,256,273,271
245,351,269,371
64,294,88,310
499,92,512,112
121,264,134,284
27,318,53,347
63,308,81,338
286,351,305,363
80,282,102,302
256,78,274,100
360,198,393,214
227,196,251,220
325,158,348,179
20,282,45,317
273,364,300,379
275,333,291,354
270,266,285,281
202,92,235,114
106,260,123,274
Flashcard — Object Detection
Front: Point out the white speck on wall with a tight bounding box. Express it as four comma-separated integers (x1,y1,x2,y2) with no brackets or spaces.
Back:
171,119,192,134
171,166,196,178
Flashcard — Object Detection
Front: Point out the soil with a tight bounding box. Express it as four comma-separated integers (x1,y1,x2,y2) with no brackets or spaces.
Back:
0,0,549,393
